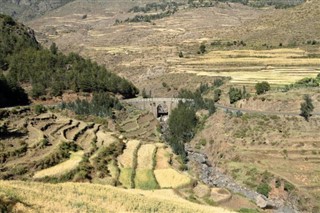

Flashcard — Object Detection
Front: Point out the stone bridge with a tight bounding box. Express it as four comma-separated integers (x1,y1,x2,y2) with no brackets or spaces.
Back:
121,98,193,118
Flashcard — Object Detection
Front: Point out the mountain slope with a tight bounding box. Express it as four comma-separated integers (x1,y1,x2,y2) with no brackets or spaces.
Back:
0,0,76,21
228,0,320,45
0,14,138,104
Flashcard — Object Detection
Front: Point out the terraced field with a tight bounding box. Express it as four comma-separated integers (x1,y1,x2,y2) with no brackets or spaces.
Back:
118,107,159,141
170,48,320,85
191,111,320,210
0,108,236,209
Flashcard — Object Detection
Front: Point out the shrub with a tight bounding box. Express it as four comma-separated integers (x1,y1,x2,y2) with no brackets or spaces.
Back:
214,89,222,102
213,79,224,87
228,87,242,104
255,81,270,95
256,183,271,197
300,94,314,121
199,44,206,54
33,104,47,115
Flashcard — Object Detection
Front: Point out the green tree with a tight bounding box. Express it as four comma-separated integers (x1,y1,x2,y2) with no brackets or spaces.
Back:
167,103,197,162
199,44,206,54
50,42,58,55
300,94,314,121
142,88,148,98
228,87,242,104
255,81,270,95
0,73,29,107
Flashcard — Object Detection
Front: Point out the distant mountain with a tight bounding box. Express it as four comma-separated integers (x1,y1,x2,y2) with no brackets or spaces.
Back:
0,0,75,21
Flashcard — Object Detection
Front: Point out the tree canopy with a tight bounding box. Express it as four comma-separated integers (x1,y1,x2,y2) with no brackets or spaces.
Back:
0,14,139,106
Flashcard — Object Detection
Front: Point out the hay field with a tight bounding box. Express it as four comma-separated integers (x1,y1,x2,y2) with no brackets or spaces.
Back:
33,151,84,179
155,147,171,169
155,168,192,189
171,48,320,85
117,140,141,168
0,181,234,213
136,144,156,169
135,144,159,189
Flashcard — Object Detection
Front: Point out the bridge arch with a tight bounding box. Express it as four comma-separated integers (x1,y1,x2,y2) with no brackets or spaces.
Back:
157,103,168,118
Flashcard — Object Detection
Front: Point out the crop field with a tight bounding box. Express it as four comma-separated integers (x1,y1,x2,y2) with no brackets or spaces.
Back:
135,144,158,189
155,147,172,169
0,181,234,213
119,108,159,141
170,48,320,85
33,151,84,179
136,144,156,169
117,140,141,168
119,168,134,188
154,168,192,188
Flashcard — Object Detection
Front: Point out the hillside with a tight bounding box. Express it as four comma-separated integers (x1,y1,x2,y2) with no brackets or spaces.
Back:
27,0,319,98
0,181,233,213
0,104,254,212
0,0,76,21
0,14,138,106
190,109,320,212
226,0,320,45
28,1,271,97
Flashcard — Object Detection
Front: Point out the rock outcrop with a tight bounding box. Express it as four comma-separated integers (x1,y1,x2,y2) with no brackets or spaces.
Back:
186,145,298,213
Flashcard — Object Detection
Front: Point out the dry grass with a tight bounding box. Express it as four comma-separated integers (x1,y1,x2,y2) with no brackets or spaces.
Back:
155,147,171,169
117,139,141,168
136,144,156,169
154,168,192,189
96,131,117,147
33,151,84,179
0,181,234,213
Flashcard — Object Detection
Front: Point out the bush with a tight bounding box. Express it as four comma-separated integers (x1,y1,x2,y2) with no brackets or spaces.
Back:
228,87,242,104
214,89,222,102
300,94,314,121
255,81,270,95
199,44,206,54
213,79,224,87
33,104,47,115
256,183,271,197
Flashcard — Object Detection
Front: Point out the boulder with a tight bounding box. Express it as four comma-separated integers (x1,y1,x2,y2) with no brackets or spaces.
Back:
256,195,268,208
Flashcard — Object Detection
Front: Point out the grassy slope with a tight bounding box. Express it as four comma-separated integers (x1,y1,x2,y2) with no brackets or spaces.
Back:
229,0,320,45
191,110,320,211
0,181,234,213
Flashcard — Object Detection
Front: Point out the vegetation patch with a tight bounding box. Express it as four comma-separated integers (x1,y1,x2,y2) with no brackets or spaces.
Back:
134,169,159,190
119,168,134,188
33,151,84,179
